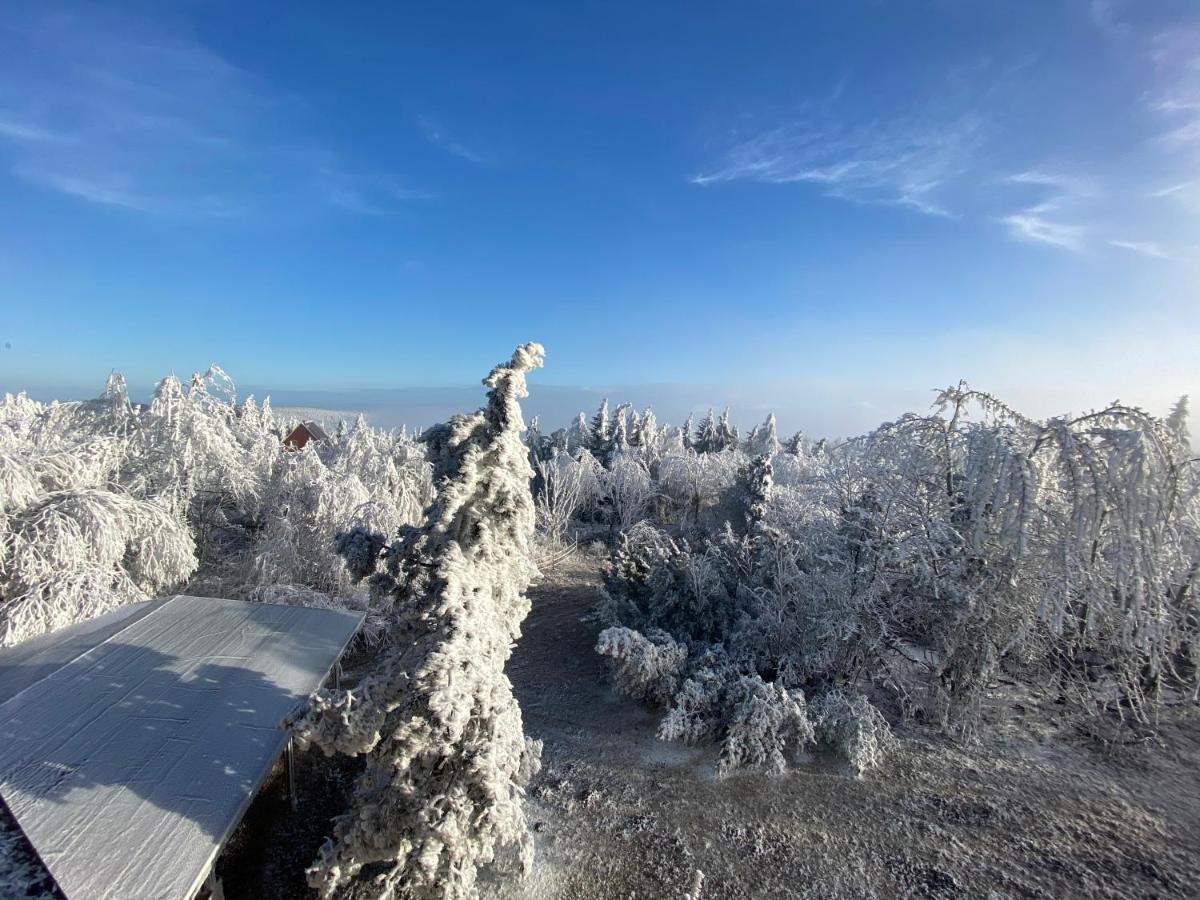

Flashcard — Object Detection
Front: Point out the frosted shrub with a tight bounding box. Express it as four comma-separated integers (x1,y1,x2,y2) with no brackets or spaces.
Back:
335,417,433,527
27,439,123,494
656,664,729,746
127,370,265,515
333,524,388,584
251,446,370,596
592,383,1198,758
0,450,40,517
860,386,1200,734
0,362,436,650
0,489,196,646
0,392,45,443
533,449,597,545
0,568,145,649
0,809,54,900
810,689,896,778
5,490,191,587
596,625,688,704
602,451,655,531
657,449,745,532
596,523,752,644
645,655,818,776
289,343,546,900
716,675,814,775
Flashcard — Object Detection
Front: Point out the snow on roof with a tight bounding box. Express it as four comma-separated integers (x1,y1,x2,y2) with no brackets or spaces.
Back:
300,421,330,442
0,595,362,900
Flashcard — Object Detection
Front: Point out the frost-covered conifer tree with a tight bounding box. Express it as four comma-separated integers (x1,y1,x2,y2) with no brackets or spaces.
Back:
717,408,740,452
611,406,630,458
694,410,719,454
628,410,643,448
1167,395,1190,447
567,412,591,453
740,454,773,531
589,398,611,460
290,343,547,900
745,423,762,455
525,414,543,460
747,413,781,457
632,407,662,465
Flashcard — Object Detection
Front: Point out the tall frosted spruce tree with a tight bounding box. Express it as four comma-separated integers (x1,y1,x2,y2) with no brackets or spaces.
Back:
291,343,547,899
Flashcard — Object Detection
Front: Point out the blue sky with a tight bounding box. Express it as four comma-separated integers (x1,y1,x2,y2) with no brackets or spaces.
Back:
0,0,1197,434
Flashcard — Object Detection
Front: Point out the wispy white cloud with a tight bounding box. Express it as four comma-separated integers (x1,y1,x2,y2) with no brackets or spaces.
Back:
693,7,1198,261
691,110,987,218
0,116,59,142
997,170,1094,252
995,168,1185,259
1146,27,1200,151
0,7,422,217
1149,179,1198,198
1156,119,1200,149
1000,205,1087,252
315,167,434,215
1005,170,1100,197
416,116,492,165
11,165,155,212
1108,238,1171,259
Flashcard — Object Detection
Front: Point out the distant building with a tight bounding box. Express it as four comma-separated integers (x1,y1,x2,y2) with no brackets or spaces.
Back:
283,421,331,450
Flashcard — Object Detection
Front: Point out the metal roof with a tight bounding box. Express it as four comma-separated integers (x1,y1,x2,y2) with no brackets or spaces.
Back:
0,595,362,900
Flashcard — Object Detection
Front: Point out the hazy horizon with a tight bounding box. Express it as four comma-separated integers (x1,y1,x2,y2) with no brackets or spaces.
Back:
7,364,1192,444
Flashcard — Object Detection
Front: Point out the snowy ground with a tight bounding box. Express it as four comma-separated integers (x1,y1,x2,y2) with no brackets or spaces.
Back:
12,548,1196,899
488,551,1200,900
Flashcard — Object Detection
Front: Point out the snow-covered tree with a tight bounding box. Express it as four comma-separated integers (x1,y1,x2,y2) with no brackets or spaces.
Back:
289,343,546,900
694,409,719,454
589,398,611,460
533,448,599,545
680,413,695,451
601,452,655,532
0,362,430,650
567,412,591,453
1167,395,1190,448
611,405,630,458
716,408,740,452
747,413,781,457
632,407,661,464
1,489,196,647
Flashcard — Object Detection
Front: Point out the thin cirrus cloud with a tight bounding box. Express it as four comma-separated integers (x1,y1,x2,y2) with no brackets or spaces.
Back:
0,8,421,218
1000,207,1088,253
0,117,58,143
1108,239,1171,259
415,116,493,166
692,8,1197,262
996,171,1092,253
1148,28,1200,164
1148,179,1198,198
690,109,988,218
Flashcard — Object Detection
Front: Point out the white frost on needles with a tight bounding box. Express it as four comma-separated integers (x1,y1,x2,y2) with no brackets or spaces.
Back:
291,343,547,900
